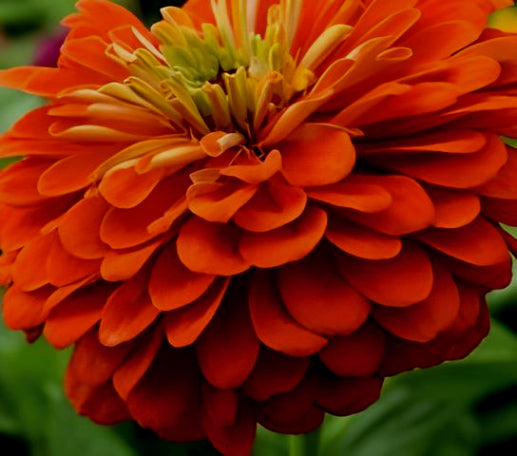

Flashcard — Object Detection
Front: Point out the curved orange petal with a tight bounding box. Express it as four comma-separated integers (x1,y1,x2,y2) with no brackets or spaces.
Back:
373,266,460,342
68,328,133,386
113,327,163,400
46,234,101,287
416,217,510,266
0,158,54,206
126,349,202,435
99,167,165,209
317,376,383,416
44,283,113,349
276,253,370,335
100,239,162,282
343,175,435,236
374,134,508,189
65,373,130,425
149,244,215,311
38,149,114,197
233,176,307,232
243,349,310,401
248,270,327,357
337,243,434,307
2,285,52,330
197,295,260,389
101,176,188,249
476,145,517,199
307,180,392,213
239,205,327,268
278,123,356,187
12,233,53,291
326,217,402,259
58,196,110,259
164,278,229,348
427,188,481,229
319,323,385,376
187,181,258,223
99,273,160,347
177,217,249,275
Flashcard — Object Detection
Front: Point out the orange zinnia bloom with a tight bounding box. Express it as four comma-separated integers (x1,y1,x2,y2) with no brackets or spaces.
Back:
1,0,517,453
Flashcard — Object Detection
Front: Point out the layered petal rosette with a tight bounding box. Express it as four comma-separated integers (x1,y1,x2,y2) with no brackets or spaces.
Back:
1,0,517,454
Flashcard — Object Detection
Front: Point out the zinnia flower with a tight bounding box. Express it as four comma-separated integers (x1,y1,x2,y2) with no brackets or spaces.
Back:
1,0,517,454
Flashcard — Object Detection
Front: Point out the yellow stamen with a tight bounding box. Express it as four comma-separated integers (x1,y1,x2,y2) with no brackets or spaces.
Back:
301,24,353,70
200,131,246,156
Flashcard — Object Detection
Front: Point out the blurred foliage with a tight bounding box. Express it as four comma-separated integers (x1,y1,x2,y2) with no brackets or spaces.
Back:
0,1,517,455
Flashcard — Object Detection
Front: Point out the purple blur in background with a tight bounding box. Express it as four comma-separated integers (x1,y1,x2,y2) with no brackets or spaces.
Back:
33,27,67,67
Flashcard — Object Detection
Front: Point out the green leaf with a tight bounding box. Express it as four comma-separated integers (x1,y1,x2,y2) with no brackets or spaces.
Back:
319,391,479,456
0,320,138,456
0,88,42,133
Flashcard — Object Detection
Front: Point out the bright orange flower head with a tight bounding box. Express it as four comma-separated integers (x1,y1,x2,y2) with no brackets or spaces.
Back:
1,0,517,453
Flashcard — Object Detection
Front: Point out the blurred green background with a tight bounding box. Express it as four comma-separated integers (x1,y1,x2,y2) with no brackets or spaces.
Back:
1,1,517,455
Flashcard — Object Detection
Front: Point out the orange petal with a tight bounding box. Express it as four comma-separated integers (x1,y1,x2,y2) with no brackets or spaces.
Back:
0,158,54,206
427,187,480,229
326,217,402,259
276,252,370,336
99,167,165,209
113,327,164,400
100,175,189,249
243,349,309,401
12,233,53,291
248,270,327,357
100,239,163,282
38,149,115,196
68,328,133,386
239,205,327,268
149,244,215,311
278,123,356,187
374,134,508,189
187,181,258,223
483,195,517,225
259,375,324,434
99,274,160,347
0,66,108,97
373,266,460,342
65,0,150,43
44,275,98,315
476,145,517,199
352,82,459,126
177,217,249,275
46,233,101,287
317,376,383,417
44,283,114,349
126,349,202,434
65,374,130,425
259,89,334,146
416,217,510,266
306,180,392,213
2,285,52,330
344,175,435,236
164,278,229,347
58,196,110,259
363,128,487,155
197,294,260,389
233,176,307,232
0,200,70,252
60,35,129,80
337,243,434,307
319,323,386,376
400,20,481,63
202,387,256,456
220,150,282,184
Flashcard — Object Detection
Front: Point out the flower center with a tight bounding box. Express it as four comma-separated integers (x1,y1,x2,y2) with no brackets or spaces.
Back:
101,0,350,142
